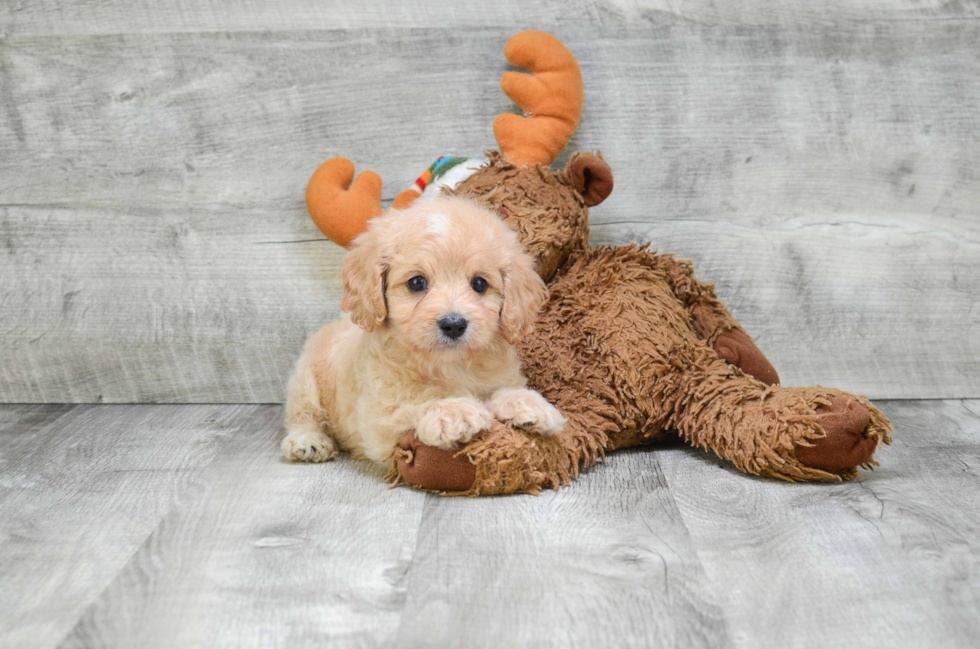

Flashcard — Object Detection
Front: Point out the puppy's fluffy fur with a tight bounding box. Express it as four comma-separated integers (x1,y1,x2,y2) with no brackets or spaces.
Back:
282,197,565,464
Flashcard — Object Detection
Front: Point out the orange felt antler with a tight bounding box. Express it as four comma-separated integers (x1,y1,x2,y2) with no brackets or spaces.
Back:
493,31,584,168
306,158,382,249
306,158,422,248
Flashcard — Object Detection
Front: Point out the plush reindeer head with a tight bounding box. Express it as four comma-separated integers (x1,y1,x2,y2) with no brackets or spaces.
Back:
449,150,610,282
305,30,613,281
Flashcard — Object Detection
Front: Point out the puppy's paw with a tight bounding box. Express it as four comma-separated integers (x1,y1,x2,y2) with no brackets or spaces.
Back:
416,397,494,449
281,425,338,463
489,388,565,436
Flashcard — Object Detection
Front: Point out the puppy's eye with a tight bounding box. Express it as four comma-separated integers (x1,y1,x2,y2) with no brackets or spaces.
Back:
471,277,488,294
407,276,427,293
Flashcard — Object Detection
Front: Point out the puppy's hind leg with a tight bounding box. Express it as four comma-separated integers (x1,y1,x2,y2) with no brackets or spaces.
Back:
282,334,338,463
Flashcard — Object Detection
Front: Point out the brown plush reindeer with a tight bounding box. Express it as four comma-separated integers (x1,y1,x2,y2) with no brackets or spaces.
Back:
303,30,891,494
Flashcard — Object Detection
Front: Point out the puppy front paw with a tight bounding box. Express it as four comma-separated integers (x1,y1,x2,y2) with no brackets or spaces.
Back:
489,388,565,436
281,425,338,463
415,397,494,449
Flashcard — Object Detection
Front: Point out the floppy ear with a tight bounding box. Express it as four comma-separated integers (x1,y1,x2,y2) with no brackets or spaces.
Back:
340,225,388,331
566,152,614,207
500,246,549,344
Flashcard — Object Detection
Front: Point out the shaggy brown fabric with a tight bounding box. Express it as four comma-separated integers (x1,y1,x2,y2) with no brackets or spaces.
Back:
451,151,593,283
390,152,892,495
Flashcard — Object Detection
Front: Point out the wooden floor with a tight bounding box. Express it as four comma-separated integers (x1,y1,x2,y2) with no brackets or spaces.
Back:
0,400,977,648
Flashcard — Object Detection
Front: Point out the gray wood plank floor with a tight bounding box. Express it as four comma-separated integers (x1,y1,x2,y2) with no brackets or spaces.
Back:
2,4,978,403
1,400,977,648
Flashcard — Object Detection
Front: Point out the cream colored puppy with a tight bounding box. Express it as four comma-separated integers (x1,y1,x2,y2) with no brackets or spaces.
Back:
282,196,565,464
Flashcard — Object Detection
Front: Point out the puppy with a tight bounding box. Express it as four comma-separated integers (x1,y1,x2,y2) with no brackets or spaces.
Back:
282,196,565,464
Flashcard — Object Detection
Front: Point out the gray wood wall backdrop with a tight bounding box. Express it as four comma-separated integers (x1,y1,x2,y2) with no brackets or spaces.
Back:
1,1,978,403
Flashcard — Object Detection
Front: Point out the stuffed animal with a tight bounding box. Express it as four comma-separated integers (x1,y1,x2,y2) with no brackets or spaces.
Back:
304,30,892,495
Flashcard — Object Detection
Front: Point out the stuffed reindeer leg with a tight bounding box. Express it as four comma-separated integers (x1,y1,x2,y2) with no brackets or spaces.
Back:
663,349,891,481
647,251,781,386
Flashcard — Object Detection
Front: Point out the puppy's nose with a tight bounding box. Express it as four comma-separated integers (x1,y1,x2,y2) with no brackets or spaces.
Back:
438,314,468,340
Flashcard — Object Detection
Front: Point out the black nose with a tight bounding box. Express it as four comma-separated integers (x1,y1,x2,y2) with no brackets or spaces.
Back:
438,314,468,340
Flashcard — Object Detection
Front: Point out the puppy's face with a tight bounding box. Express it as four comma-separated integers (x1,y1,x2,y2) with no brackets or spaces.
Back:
341,197,547,359
384,234,504,356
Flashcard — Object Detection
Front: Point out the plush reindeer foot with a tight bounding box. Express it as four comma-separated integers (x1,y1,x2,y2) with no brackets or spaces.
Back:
394,432,478,493
795,395,880,474
713,330,780,385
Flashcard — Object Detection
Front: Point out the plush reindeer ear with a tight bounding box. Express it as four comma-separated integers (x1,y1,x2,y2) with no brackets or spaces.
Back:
340,222,388,331
567,152,613,207
500,244,549,344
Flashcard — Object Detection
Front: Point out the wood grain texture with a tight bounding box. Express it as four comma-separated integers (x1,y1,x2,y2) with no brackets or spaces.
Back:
0,403,262,649
2,0,977,36
397,449,733,648
2,23,978,402
660,399,980,648
0,400,978,648
0,204,340,403
59,406,426,649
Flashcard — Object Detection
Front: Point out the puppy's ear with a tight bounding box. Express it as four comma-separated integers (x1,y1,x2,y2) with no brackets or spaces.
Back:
340,224,388,331
500,246,549,344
